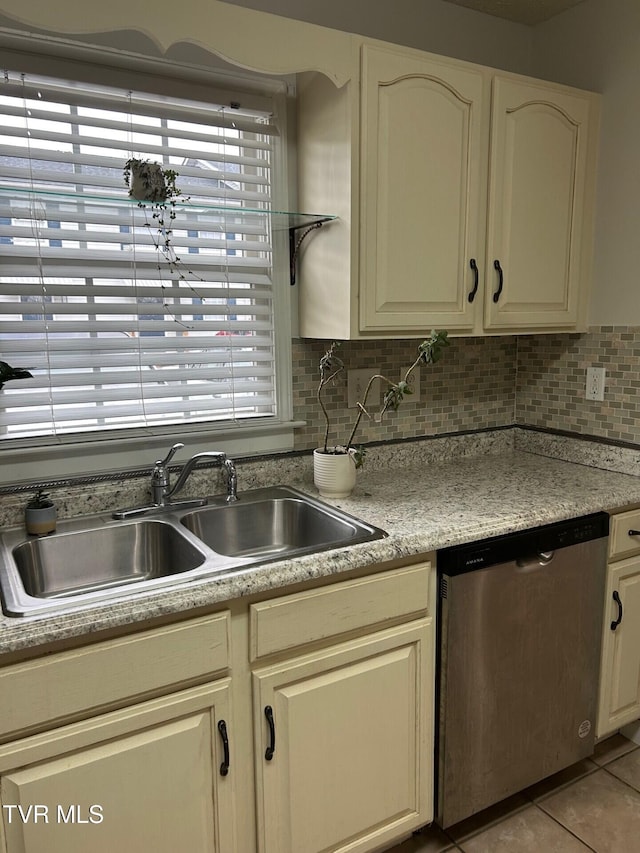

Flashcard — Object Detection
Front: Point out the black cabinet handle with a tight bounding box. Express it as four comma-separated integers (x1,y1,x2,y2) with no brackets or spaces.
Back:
611,590,623,631
468,258,479,303
492,259,504,303
264,705,275,761
628,529,640,537
218,719,230,776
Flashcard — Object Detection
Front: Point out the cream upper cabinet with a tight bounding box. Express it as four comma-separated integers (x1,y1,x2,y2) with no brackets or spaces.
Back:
298,40,600,339
359,44,486,333
597,510,640,738
484,77,594,330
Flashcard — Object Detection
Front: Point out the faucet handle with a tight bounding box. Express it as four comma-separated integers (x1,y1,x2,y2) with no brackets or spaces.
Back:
155,442,184,469
151,443,184,505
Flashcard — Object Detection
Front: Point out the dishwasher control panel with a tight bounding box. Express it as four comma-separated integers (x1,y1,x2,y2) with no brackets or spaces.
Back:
438,511,609,575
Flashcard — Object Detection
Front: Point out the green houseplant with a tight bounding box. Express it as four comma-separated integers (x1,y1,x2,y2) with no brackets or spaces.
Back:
25,489,57,536
0,360,32,390
314,330,450,498
124,158,180,204
124,158,184,276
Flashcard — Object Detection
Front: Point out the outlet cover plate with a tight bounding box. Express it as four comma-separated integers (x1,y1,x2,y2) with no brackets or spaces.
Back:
404,367,421,403
586,366,605,401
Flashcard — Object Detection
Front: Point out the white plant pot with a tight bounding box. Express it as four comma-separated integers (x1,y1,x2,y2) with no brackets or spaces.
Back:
129,162,167,202
313,448,357,499
25,504,57,536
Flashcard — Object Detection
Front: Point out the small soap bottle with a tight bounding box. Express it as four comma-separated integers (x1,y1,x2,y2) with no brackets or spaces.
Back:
25,490,57,536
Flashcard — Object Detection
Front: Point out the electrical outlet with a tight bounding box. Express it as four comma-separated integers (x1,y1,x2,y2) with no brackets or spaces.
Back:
403,366,421,402
585,366,606,401
348,369,380,409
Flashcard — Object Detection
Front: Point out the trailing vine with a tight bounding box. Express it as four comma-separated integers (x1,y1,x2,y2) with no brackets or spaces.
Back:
124,159,209,331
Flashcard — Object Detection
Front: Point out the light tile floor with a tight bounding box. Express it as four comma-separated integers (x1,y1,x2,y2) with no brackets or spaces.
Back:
385,735,640,853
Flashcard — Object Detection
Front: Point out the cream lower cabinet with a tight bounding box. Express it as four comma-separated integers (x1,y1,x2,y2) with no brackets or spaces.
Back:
0,682,235,853
253,623,431,853
0,612,236,853
597,510,640,738
250,562,434,853
0,561,435,853
298,39,599,339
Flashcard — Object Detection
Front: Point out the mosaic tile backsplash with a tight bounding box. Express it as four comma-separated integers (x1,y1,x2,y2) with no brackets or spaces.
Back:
291,335,517,451
516,326,640,445
293,326,640,453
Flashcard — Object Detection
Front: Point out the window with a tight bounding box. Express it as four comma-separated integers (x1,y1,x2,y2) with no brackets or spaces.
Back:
0,67,291,469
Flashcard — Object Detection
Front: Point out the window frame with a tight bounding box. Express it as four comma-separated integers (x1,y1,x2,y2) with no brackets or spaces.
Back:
0,44,297,486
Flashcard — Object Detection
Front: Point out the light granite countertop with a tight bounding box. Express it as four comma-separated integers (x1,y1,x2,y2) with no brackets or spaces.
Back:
2,445,640,656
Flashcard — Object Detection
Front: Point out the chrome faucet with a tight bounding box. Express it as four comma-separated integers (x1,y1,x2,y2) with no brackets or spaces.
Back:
112,443,238,519
150,442,185,507
162,448,238,504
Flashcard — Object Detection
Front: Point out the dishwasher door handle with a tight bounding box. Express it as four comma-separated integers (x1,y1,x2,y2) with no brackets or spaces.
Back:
611,590,623,631
516,551,555,569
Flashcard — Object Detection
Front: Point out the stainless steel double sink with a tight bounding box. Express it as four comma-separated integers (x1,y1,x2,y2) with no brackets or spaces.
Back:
0,486,387,617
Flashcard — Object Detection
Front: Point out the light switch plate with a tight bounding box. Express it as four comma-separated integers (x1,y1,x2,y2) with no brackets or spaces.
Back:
348,369,380,409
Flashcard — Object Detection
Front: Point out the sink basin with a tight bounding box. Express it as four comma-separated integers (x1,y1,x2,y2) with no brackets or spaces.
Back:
12,521,206,599
180,486,386,561
1,520,209,616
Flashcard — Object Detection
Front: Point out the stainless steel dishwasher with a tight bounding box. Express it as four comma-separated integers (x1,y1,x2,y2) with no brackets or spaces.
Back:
435,512,609,828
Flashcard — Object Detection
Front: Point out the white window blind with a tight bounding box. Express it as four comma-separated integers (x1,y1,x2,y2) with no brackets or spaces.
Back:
0,70,280,443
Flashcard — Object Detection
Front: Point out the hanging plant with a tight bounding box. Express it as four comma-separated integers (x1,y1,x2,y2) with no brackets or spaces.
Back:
124,159,207,331
124,159,179,204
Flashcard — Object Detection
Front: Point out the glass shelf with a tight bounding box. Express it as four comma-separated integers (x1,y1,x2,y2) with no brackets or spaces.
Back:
0,184,336,232
0,184,337,285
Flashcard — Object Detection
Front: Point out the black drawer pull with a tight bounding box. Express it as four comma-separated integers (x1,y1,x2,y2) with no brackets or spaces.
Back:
264,705,275,761
218,719,230,776
611,590,623,631
492,259,504,303
468,258,479,303
628,529,640,536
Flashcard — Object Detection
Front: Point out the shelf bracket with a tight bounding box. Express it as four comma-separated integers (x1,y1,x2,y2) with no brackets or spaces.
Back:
289,217,335,286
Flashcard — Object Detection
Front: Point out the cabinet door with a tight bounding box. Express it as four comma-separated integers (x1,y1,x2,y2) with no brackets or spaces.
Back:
0,682,235,853
597,557,640,738
484,76,593,330
359,43,486,332
253,619,433,853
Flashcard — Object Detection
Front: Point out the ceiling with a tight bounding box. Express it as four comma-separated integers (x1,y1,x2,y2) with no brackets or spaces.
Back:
440,0,586,26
